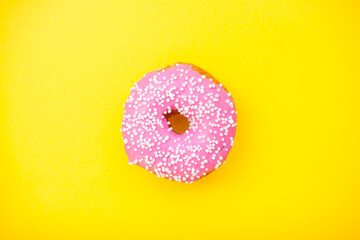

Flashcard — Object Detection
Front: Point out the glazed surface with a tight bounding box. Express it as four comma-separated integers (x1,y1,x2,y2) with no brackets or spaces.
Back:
121,63,237,183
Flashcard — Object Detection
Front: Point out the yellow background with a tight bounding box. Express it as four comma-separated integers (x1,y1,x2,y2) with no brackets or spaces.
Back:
1,0,359,239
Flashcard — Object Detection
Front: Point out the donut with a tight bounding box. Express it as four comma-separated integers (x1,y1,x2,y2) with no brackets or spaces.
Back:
121,63,237,183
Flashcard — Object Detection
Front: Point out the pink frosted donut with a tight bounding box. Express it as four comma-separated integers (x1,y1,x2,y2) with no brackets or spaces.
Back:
121,63,237,183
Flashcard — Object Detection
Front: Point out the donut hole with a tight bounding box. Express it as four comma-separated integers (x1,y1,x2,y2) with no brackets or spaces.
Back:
164,110,190,134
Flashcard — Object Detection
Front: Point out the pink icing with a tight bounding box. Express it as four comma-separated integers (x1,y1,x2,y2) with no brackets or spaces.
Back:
121,63,237,183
